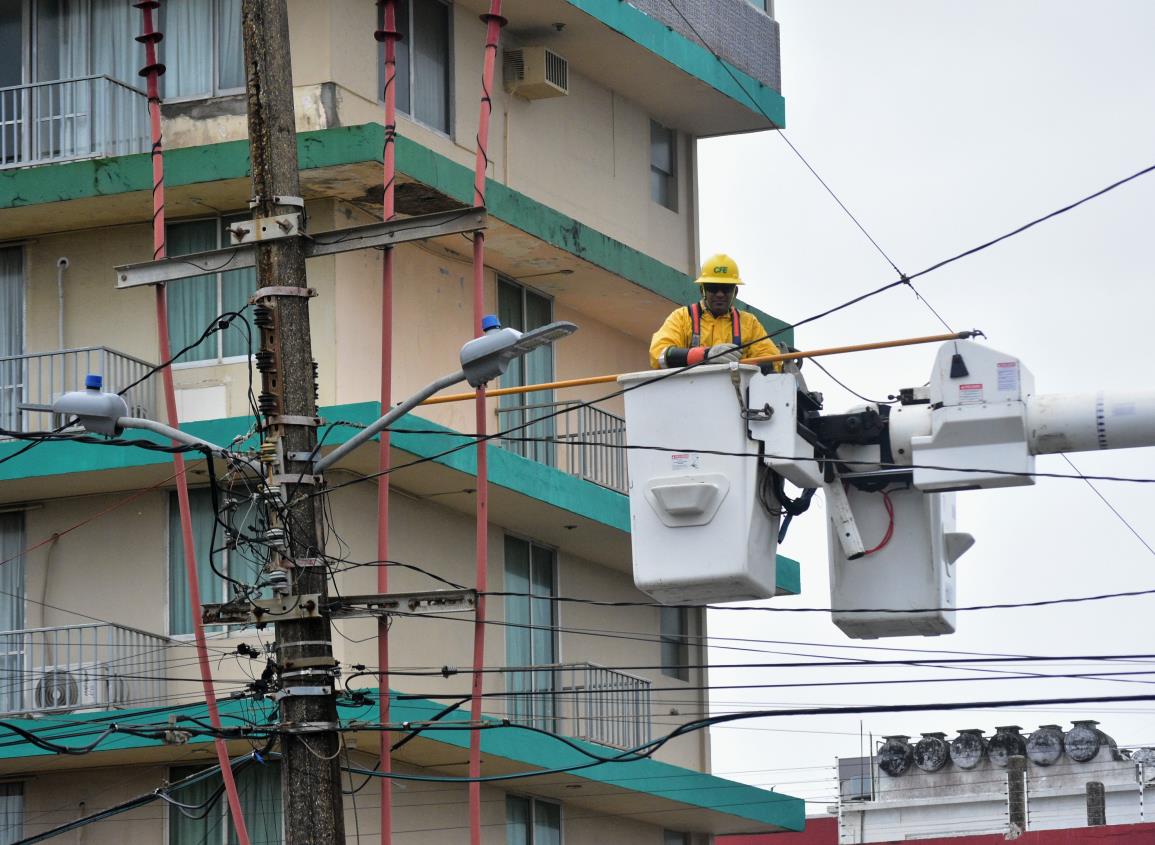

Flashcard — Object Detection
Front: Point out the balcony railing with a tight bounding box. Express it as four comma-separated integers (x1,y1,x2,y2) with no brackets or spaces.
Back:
495,400,628,494
502,662,652,750
0,347,158,435
0,623,169,717
0,75,148,169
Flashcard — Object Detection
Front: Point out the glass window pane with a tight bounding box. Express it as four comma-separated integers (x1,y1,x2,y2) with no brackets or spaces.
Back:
166,220,219,363
162,0,214,98
412,0,449,131
505,796,530,845
650,121,673,174
168,766,222,845
168,488,226,635
533,800,561,845
217,0,244,90
664,832,690,845
0,782,21,845
228,762,282,845
221,267,256,357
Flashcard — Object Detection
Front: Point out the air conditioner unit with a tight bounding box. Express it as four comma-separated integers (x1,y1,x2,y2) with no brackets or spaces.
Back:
503,47,568,99
26,663,130,714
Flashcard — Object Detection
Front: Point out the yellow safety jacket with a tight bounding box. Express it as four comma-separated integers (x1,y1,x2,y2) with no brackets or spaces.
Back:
649,303,783,370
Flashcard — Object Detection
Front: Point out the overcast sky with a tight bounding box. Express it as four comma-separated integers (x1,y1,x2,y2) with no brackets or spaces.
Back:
697,0,1155,810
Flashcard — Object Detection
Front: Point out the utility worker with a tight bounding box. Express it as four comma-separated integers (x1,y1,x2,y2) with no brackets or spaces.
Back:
649,253,783,370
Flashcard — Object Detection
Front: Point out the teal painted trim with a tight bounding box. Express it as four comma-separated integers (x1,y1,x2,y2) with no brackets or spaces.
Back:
0,402,799,591
0,691,803,830
565,0,786,127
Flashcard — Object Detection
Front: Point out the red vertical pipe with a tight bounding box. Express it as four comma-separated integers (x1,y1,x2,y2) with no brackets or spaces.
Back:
135,4,251,844
469,6,505,845
373,2,399,843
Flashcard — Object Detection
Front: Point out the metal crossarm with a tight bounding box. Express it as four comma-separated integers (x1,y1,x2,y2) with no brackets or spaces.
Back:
114,207,488,288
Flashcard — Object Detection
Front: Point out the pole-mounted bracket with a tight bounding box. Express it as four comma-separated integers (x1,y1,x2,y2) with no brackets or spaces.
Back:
270,686,331,702
228,213,301,244
202,594,322,625
325,589,478,620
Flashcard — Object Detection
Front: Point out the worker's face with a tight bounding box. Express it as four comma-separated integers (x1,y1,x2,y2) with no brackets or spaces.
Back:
701,283,737,317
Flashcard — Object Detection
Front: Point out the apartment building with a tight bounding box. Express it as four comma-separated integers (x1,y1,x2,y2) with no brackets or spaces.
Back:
0,0,801,841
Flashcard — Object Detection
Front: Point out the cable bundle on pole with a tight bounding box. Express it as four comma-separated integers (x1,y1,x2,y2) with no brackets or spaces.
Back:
133,4,251,844
373,1,400,841
468,5,506,845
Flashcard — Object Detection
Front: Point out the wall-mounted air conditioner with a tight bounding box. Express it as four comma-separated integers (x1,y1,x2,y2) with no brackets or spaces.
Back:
26,663,130,713
503,47,568,99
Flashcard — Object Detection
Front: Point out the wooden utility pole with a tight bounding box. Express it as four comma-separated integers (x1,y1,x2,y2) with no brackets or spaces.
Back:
241,1,345,842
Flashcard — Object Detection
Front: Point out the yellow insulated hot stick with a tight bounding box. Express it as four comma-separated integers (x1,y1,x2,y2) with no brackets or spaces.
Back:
419,330,976,407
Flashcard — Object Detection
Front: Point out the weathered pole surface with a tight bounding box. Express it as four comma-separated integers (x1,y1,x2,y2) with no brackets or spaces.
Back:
241,2,345,843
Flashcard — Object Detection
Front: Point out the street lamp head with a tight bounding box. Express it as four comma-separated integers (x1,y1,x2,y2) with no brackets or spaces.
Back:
459,316,578,388
51,374,129,436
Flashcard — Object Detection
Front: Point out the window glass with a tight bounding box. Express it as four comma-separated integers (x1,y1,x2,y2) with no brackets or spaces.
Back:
0,515,25,715
660,606,690,681
378,0,451,133
0,783,23,845
166,215,257,363
496,279,555,464
664,832,690,845
162,0,244,98
504,536,557,727
506,795,560,845
650,120,677,210
169,762,281,845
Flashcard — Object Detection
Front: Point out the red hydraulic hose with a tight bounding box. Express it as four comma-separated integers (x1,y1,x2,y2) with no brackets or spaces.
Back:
468,6,505,845
134,4,251,843
373,1,400,842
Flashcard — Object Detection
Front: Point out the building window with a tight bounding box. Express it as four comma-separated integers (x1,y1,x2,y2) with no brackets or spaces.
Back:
660,606,690,681
161,0,244,99
0,515,25,716
0,783,23,845
504,536,557,729
166,215,257,365
0,248,24,433
378,0,452,134
650,119,677,211
506,794,561,845
664,831,690,845
496,278,555,465
168,488,264,636
169,762,281,844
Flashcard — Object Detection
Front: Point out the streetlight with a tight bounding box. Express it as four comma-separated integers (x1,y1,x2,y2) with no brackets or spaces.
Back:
52,316,578,472
313,315,577,472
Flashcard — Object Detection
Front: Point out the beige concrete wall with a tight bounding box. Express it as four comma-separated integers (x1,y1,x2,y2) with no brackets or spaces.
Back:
22,765,166,843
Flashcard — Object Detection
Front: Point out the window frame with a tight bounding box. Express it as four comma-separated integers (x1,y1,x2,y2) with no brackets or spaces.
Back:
649,119,678,211
165,212,256,368
505,793,562,845
159,0,246,102
376,0,455,138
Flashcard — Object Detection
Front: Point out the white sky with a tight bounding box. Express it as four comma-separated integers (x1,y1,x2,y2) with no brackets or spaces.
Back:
697,0,1155,811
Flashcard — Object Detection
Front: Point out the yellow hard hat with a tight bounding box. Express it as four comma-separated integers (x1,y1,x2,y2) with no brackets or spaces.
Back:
694,253,743,285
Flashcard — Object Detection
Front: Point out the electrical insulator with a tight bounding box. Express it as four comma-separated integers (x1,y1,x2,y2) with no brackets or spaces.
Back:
263,527,287,551
265,569,290,597
259,442,278,464
252,305,274,329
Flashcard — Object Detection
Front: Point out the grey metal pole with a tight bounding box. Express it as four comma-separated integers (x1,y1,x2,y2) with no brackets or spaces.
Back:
314,369,466,473
240,2,345,843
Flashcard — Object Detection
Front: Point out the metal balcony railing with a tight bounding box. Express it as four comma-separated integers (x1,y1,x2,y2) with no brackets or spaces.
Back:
0,623,169,717
502,662,652,750
0,75,148,169
0,347,158,435
495,400,628,493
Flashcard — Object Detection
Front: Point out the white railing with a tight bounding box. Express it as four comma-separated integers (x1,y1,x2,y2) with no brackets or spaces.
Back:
495,400,628,494
0,75,148,169
0,623,169,717
502,662,652,750
0,346,158,435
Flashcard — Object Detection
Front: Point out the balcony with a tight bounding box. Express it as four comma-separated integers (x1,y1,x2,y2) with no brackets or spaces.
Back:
503,662,652,750
0,76,148,170
0,347,159,435
496,400,628,494
0,623,169,717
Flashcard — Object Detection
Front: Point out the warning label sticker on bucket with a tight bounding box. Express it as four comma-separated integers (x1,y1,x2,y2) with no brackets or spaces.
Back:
958,384,984,404
671,453,700,470
996,361,1019,392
